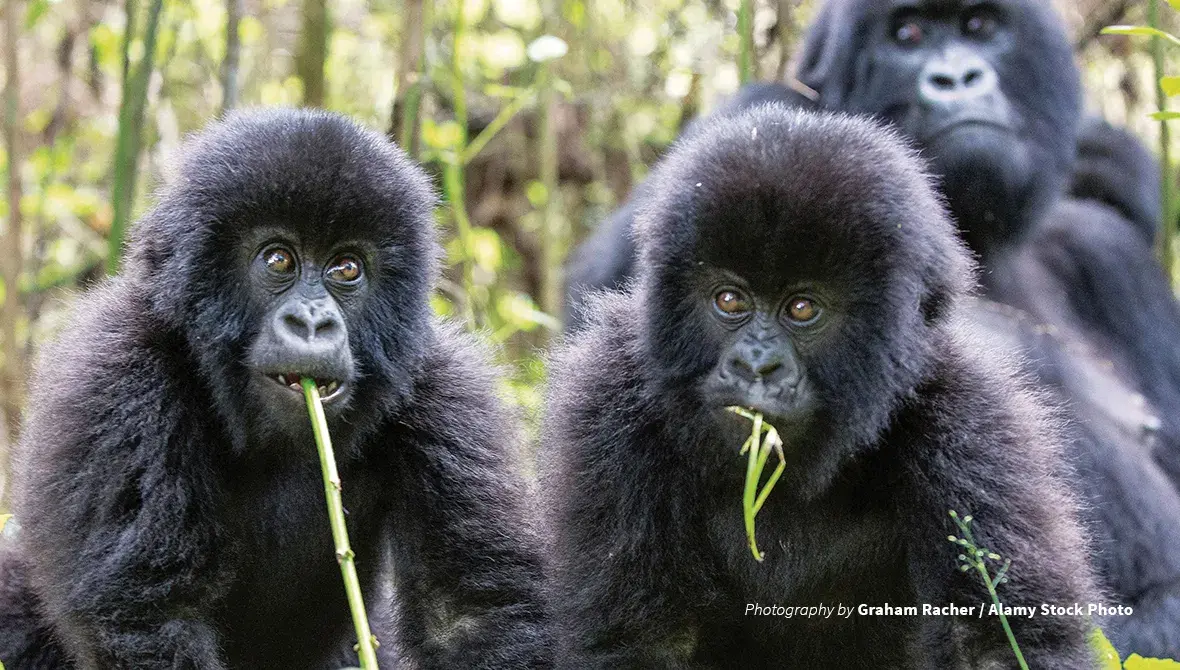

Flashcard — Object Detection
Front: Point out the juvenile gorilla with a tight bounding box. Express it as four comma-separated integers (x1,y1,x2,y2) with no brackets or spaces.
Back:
542,106,1098,668
0,109,549,669
563,83,817,331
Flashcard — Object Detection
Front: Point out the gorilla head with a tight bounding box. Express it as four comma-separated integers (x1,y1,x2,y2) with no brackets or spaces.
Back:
632,106,971,491
127,109,439,449
797,0,1082,256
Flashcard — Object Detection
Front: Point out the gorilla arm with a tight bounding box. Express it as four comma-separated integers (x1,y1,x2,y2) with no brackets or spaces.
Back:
16,285,231,669
541,314,716,669
383,324,550,668
898,333,1097,669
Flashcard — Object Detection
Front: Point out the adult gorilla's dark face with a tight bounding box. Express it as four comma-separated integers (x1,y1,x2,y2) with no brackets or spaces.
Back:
797,0,1082,255
126,109,439,449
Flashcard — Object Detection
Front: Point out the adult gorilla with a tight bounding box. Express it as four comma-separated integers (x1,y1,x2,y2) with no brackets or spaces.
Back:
795,0,1180,657
797,0,1180,470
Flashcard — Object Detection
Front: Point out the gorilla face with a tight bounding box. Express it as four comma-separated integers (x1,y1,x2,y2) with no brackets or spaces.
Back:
798,0,1082,253
127,109,439,447
633,107,970,466
241,228,364,419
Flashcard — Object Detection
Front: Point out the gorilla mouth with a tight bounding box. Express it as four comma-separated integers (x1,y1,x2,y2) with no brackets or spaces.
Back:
924,117,1012,143
269,373,346,402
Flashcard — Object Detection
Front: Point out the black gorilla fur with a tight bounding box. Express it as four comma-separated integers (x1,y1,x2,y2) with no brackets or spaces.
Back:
1070,117,1163,247
794,1,1180,656
0,109,549,669
542,106,1098,668
563,83,818,331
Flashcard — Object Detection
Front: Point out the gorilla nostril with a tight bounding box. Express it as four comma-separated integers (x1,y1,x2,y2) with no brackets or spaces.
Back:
930,73,957,90
755,361,783,377
963,69,984,87
729,356,785,382
312,316,339,338
282,313,311,340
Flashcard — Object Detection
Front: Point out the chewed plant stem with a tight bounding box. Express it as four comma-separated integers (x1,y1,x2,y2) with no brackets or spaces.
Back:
302,378,380,669
729,407,786,562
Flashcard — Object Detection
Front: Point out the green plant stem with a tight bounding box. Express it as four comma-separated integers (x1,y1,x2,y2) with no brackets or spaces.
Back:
974,562,1027,670
107,0,164,275
742,424,762,561
1149,0,1177,277
447,1,477,327
301,379,378,669
537,69,562,327
463,92,534,164
737,0,755,84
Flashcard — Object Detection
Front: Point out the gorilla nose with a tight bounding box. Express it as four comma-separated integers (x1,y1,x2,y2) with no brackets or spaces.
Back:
919,52,997,104
729,349,789,384
275,300,345,348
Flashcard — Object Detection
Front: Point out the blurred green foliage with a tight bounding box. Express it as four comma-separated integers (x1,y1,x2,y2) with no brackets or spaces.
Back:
0,0,1176,440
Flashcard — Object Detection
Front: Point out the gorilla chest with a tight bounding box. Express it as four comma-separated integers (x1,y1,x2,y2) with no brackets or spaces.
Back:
703,499,919,664
216,459,387,660
714,500,908,602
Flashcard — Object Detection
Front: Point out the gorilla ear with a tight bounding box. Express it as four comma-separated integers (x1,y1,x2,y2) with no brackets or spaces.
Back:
794,0,856,109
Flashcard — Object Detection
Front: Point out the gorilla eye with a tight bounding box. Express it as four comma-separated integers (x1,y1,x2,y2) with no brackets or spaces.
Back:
786,297,820,325
714,289,751,317
892,19,924,46
263,247,296,275
963,11,998,39
326,255,363,284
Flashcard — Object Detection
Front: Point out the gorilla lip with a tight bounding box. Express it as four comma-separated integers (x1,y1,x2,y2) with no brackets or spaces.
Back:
270,373,344,402
924,117,1011,143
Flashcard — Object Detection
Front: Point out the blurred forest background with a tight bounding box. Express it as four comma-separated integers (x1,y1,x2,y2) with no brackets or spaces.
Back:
0,0,1173,501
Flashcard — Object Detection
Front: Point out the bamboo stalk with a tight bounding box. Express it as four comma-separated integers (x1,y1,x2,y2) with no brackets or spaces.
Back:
301,379,378,669
446,1,478,327
107,0,165,275
738,0,755,84
1149,0,1177,279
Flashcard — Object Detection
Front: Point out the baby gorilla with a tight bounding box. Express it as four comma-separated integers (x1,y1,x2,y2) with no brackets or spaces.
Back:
0,109,548,669
541,106,1098,668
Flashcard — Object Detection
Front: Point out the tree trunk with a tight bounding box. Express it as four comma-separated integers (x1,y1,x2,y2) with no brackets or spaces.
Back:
222,0,243,113
389,0,426,156
296,0,328,107
2,0,26,501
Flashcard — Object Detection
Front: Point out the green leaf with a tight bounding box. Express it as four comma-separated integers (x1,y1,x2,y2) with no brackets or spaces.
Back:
25,0,51,29
1150,111,1180,121
1163,77,1180,97
1125,654,1180,669
1101,25,1180,48
1090,628,1122,670
1168,0,1180,14
0,514,10,533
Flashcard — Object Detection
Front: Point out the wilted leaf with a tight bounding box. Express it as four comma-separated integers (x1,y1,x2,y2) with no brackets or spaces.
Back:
1102,25,1180,48
1090,628,1122,670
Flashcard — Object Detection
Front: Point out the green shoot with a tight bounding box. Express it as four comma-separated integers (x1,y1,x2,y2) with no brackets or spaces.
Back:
947,510,1026,670
302,378,379,669
728,407,785,562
